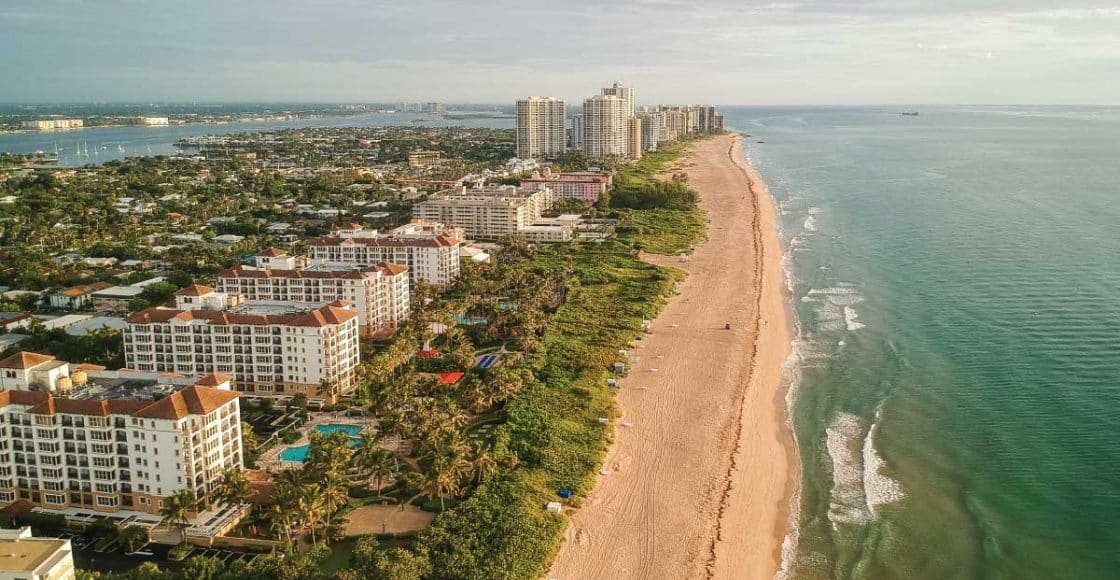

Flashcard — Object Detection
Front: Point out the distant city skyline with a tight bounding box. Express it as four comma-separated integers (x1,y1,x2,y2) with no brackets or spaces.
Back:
3,0,1119,104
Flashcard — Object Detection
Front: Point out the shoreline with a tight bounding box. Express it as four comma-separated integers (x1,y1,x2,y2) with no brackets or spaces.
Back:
549,133,794,579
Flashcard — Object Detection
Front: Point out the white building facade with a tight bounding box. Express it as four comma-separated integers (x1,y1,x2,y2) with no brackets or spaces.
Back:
582,95,628,158
216,256,410,338
0,363,241,517
309,230,461,287
515,97,567,160
124,292,360,402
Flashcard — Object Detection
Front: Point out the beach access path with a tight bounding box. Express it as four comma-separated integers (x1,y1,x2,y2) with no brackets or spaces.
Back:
549,133,794,580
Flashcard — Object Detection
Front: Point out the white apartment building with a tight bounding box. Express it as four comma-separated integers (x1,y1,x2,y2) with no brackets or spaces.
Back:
0,527,75,580
602,82,636,118
0,352,241,517
216,249,410,338
413,185,554,240
309,227,462,287
516,97,567,160
582,95,628,158
124,288,360,403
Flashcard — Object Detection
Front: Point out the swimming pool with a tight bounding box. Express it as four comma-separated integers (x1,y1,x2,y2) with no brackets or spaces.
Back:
279,424,365,462
279,445,310,462
316,424,362,436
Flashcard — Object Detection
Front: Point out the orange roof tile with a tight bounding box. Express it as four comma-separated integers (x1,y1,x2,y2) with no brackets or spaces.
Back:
175,284,215,297
0,351,56,370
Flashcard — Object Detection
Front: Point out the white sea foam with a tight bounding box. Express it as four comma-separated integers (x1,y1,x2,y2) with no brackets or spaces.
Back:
826,413,872,525
863,412,905,515
803,216,818,232
824,410,905,528
807,206,823,215
844,306,866,331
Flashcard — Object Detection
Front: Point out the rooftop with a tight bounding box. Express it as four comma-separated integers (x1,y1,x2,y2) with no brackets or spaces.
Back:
0,533,68,573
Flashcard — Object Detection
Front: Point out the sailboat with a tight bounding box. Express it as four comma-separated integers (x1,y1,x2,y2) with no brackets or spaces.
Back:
117,144,126,153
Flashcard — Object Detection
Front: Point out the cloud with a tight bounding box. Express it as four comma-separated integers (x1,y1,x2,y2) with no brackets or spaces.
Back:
1,0,1118,104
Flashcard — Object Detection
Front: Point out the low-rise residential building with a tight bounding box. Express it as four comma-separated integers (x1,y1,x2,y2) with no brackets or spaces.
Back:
0,527,75,580
309,227,461,286
20,119,83,130
0,355,241,517
49,282,114,310
520,169,612,203
407,149,443,168
124,291,360,403
413,185,553,240
216,250,409,337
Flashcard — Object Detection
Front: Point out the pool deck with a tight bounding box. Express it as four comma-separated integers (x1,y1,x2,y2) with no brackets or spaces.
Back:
257,412,380,471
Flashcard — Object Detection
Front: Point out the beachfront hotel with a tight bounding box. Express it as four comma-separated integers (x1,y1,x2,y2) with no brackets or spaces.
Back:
412,185,554,240
581,95,629,158
0,351,242,517
309,224,462,287
515,97,567,160
124,288,360,403
520,168,612,203
216,248,410,338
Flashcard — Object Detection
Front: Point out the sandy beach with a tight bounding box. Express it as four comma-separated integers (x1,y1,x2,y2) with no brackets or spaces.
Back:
549,133,794,580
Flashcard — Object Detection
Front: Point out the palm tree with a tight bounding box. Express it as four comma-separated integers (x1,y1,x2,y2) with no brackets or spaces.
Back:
363,449,396,497
160,489,198,544
471,444,498,484
320,472,350,513
297,483,327,544
215,468,252,507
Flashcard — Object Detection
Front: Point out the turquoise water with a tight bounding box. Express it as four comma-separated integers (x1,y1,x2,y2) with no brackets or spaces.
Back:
316,423,363,437
722,107,1120,580
279,445,310,462
279,424,364,461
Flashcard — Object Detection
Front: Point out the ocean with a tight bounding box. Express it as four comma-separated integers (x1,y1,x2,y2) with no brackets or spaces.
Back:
722,106,1120,580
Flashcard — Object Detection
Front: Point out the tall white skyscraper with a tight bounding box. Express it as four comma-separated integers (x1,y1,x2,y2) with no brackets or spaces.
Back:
601,82,635,118
582,94,628,158
515,96,566,159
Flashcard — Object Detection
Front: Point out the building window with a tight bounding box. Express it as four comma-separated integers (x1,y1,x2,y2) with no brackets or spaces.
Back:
45,493,65,505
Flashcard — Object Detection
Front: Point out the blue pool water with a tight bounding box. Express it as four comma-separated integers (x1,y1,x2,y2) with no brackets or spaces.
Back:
279,445,309,462
279,424,364,462
316,424,362,436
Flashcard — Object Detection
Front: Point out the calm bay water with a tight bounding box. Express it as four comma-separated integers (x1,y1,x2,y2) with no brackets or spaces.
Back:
0,112,512,166
722,106,1120,580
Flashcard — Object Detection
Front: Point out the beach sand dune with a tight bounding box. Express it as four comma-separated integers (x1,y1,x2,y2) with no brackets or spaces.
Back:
549,134,794,580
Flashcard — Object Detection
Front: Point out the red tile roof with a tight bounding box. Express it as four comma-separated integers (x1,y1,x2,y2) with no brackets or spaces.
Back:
175,284,215,297
256,247,288,257
0,386,238,420
311,234,459,248
61,281,113,298
126,304,357,327
0,351,56,370
132,386,240,420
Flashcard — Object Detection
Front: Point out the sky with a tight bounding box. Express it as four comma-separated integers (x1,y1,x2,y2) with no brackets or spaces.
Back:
2,0,1119,105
